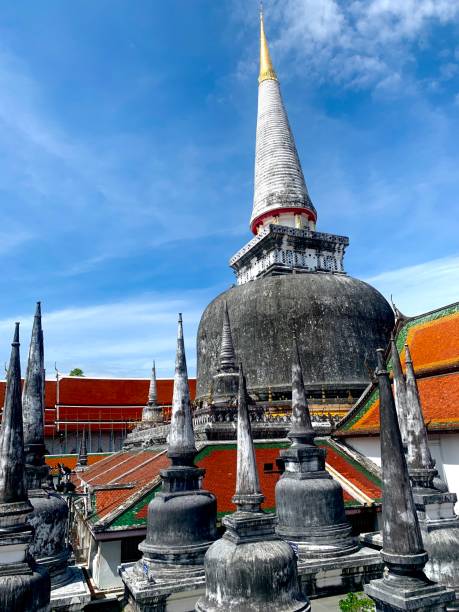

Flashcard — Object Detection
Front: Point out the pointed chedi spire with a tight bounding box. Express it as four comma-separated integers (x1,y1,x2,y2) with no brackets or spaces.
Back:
219,302,236,372
404,344,437,489
142,360,163,423
365,348,455,610
288,335,315,446
22,302,48,489
197,362,310,612
374,348,425,561
77,429,88,467
232,364,264,512
0,323,31,510
168,314,196,465
390,333,409,445
148,361,157,405
251,11,316,234
0,323,51,612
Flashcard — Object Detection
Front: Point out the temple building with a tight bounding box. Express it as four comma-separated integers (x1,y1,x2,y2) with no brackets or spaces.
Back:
196,13,394,414
0,8,457,612
0,374,194,456
335,301,459,507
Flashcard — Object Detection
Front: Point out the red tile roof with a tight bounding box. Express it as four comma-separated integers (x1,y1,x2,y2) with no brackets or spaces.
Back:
0,377,196,434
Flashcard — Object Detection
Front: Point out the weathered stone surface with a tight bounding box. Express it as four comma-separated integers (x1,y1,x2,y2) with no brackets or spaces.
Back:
230,224,349,284
27,489,71,585
276,339,358,560
142,362,162,424
414,487,459,599
197,530,309,612
364,349,455,611
196,274,394,400
77,429,88,468
391,334,409,445
196,368,310,612
22,302,48,490
0,565,50,612
168,314,196,464
121,316,217,611
0,323,30,508
0,323,51,612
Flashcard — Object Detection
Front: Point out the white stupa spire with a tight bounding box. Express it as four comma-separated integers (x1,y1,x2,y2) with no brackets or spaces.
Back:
250,11,316,235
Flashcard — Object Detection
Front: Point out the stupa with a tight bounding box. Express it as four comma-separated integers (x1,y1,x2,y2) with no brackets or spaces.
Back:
275,337,382,597
392,342,459,603
142,362,162,424
196,11,394,406
0,323,50,612
120,314,217,611
195,365,310,612
364,349,455,611
23,303,90,610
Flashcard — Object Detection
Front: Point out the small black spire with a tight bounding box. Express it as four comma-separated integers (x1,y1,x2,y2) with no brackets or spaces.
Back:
0,323,30,506
22,302,48,489
376,348,426,564
287,335,315,446
390,333,409,446
77,429,88,467
232,364,263,513
404,344,436,489
219,302,237,372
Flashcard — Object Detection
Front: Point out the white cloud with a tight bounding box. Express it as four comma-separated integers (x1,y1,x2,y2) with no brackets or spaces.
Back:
365,254,459,316
259,0,459,90
0,288,224,379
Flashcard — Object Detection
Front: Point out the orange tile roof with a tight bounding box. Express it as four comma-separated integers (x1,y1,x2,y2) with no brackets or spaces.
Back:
93,452,168,520
46,453,109,471
337,302,459,435
80,441,381,532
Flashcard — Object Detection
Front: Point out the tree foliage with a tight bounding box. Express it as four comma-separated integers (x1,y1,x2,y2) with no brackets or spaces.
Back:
339,592,375,612
69,368,85,377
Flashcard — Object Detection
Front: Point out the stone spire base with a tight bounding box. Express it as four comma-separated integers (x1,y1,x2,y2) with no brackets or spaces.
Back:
412,487,459,603
196,510,310,612
365,570,454,612
196,366,310,612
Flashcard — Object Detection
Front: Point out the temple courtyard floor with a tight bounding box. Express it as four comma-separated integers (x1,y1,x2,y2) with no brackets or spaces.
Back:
311,594,343,611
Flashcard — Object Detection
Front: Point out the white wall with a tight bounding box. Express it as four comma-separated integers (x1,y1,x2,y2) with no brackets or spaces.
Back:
92,539,122,590
434,433,459,512
345,436,381,467
345,433,459,512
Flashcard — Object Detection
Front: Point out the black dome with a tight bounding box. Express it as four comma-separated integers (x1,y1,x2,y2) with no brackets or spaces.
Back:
196,273,394,400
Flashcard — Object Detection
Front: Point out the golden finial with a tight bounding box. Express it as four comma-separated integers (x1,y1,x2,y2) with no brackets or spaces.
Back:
259,8,278,84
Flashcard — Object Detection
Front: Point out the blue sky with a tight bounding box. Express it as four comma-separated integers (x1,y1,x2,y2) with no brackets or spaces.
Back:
0,0,458,378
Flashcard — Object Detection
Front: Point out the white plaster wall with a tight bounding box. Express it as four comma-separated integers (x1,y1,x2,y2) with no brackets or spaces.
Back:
434,433,459,512
345,437,381,467
92,539,122,590
345,433,459,512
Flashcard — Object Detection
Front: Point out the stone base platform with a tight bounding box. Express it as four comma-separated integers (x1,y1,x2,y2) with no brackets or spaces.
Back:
50,565,92,611
298,546,384,599
119,561,205,612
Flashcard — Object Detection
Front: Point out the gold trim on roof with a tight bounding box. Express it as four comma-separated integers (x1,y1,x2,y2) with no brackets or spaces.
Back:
259,12,277,84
